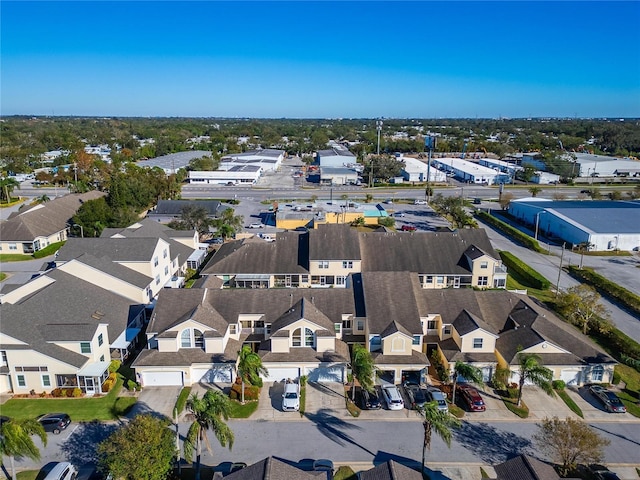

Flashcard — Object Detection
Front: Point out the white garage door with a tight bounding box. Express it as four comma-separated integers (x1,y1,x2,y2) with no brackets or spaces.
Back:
306,366,344,383
509,372,535,386
262,367,300,382
141,371,183,386
193,367,233,384
560,369,581,386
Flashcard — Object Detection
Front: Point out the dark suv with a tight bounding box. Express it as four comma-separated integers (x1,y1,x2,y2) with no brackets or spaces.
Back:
37,413,71,434
358,387,382,410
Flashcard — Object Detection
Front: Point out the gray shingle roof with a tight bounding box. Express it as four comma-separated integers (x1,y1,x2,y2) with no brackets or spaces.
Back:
494,454,560,480
359,460,423,480
224,457,321,480
309,224,361,260
132,337,241,367
56,237,162,262
271,298,336,333
1,191,106,241
61,253,152,289
152,200,222,216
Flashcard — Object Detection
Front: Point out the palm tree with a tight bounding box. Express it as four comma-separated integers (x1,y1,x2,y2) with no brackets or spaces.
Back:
350,343,375,401
184,390,234,480
514,353,554,407
214,208,243,239
0,418,47,480
34,194,50,204
0,177,20,204
450,361,484,405
236,345,268,404
416,402,461,477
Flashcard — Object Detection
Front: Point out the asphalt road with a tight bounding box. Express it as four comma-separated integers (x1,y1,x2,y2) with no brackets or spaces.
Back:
14,418,640,473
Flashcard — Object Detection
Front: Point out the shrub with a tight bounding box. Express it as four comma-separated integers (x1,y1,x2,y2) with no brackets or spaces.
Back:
108,360,122,373
476,211,546,253
102,379,114,393
552,380,566,390
499,250,551,289
126,379,140,391
40,391,48,398
51,388,64,398
299,375,308,387
567,265,640,316
72,387,83,398
229,383,260,401
507,387,519,399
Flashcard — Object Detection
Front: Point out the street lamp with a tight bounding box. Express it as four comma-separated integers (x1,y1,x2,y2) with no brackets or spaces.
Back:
376,120,383,155
534,211,546,241
72,223,84,238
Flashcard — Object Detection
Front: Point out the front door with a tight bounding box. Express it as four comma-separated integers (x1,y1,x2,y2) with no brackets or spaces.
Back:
453,277,461,288
85,377,96,395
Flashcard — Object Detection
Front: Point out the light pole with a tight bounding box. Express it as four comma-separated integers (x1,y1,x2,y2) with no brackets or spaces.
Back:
376,120,383,155
72,223,84,238
534,211,546,241
424,136,436,202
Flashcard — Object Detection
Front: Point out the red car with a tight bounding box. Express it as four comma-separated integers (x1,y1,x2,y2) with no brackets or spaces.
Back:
400,225,417,232
457,384,486,412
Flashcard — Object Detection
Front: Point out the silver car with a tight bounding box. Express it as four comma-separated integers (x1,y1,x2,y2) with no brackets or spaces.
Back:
425,386,448,411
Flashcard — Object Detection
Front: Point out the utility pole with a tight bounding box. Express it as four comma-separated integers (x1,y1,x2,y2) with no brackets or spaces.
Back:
425,135,436,202
555,242,565,297
376,120,383,155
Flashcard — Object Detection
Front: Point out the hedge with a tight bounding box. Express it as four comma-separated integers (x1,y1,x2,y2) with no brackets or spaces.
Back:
476,211,546,253
499,250,551,290
566,265,640,316
33,241,65,259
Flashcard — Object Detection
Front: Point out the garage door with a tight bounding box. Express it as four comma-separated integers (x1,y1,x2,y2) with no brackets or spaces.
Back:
560,369,581,386
193,367,233,384
141,371,183,386
510,372,535,386
262,367,299,382
306,366,344,383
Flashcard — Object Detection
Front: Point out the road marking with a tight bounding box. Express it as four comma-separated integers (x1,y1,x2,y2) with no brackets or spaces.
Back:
64,423,80,439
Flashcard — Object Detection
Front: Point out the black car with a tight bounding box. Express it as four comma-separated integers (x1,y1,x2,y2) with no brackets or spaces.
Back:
358,387,382,410
404,383,427,409
37,413,71,434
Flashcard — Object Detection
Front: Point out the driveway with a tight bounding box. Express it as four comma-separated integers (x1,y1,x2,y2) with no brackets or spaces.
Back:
564,386,640,423
126,386,182,420
520,386,579,421
253,381,305,421
305,382,349,418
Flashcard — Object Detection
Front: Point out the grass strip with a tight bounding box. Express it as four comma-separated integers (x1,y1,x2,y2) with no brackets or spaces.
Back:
334,466,357,480
175,386,192,415
555,389,584,418
299,385,306,417
499,395,529,418
228,399,258,418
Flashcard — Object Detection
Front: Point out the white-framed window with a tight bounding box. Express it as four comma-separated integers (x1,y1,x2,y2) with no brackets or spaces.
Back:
292,328,314,347
427,320,436,330
80,342,91,354
181,329,204,349
98,333,103,346
16,374,26,387
480,261,488,269
155,275,160,285
336,276,346,285
443,325,452,335
1,350,7,366
164,266,169,276
318,261,329,269
342,318,352,329
41,374,51,388
413,335,421,345
154,256,159,267
9,244,17,251
478,276,488,286
473,338,483,349
230,324,237,335
356,320,365,331
163,249,168,258
494,278,506,288
592,365,604,382
425,276,433,284
334,323,342,333
342,261,353,269
436,276,444,284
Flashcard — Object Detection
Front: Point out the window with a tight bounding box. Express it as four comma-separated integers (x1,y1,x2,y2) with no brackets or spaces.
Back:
342,261,353,269
42,374,51,387
181,329,205,349
494,278,506,288
301,275,309,283
100,355,105,362
154,256,159,267
9,244,17,251
425,275,433,284
427,320,436,330
334,323,341,333
98,333,103,346
229,324,237,335
292,328,314,347
592,365,604,382
356,320,365,331
342,318,352,329
412,335,421,345
1,350,7,366
17,374,26,387
80,342,91,354
480,261,488,269
318,261,329,269
164,266,169,276
155,275,161,285
473,338,483,349
436,276,444,284
336,276,346,286
443,325,452,335
265,324,272,334
163,249,168,258
478,276,488,286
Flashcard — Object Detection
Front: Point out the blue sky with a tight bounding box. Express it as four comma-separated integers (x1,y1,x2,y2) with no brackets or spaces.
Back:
1,1,639,118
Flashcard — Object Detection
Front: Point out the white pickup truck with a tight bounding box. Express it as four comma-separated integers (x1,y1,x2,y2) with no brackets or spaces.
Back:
282,381,300,412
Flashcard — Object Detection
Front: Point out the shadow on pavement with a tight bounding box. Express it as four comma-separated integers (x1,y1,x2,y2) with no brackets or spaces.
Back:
60,421,120,466
307,381,343,398
453,421,532,464
304,408,373,455
590,424,640,447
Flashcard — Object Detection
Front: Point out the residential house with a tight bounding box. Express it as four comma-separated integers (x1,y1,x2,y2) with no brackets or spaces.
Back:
494,454,563,480
0,191,106,254
0,269,146,395
221,457,326,479
146,199,224,224
359,460,423,480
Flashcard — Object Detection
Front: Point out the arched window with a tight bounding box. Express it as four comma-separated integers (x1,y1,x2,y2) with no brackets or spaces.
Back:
180,328,205,349
292,328,314,347
591,365,604,382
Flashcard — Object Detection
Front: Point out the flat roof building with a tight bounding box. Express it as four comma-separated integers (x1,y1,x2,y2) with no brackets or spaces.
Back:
137,151,212,175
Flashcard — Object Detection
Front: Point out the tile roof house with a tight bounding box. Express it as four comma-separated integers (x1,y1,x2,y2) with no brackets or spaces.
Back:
201,224,507,290
0,268,146,395
494,454,563,480
0,191,106,254
221,457,325,479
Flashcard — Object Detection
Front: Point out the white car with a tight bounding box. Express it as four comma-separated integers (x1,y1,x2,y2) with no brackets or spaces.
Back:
381,385,404,410
414,199,427,205
282,382,300,411
248,223,264,229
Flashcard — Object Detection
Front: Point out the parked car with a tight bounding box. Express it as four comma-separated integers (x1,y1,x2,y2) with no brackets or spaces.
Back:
312,459,334,472
381,385,404,410
456,384,486,412
589,385,626,413
248,223,264,229
383,199,393,204
43,462,78,480
281,381,300,412
229,462,248,473
358,387,382,410
393,211,406,217
400,225,417,232
37,413,71,434
404,383,427,409
414,199,427,205
425,387,448,411
591,468,621,480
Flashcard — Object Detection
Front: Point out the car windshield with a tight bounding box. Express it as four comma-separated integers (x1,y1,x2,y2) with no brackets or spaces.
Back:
284,392,298,399
607,395,623,405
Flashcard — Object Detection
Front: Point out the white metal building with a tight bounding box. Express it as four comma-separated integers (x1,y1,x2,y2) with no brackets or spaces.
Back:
319,167,359,185
402,156,447,182
220,149,285,172
316,145,356,167
137,151,212,175
562,153,640,178
508,198,640,251
432,157,510,185
532,171,561,184
188,165,262,185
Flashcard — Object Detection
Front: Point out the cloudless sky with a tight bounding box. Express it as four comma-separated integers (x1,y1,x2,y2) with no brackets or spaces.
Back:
1,1,639,118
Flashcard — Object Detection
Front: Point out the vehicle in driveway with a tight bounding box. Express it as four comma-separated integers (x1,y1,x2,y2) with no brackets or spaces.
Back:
456,384,486,412
248,223,264,229
414,199,427,205
312,459,334,472
37,413,71,434
381,385,404,410
393,211,406,217
589,385,626,413
404,383,427,409
425,387,448,411
43,462,78,480
358,387,382,410
400,225,417,232
282,381,300,412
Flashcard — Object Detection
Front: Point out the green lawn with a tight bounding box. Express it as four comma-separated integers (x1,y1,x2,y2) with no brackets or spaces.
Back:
0,272,6,281
0,253,33,262
499,394,529,418
228,399,258,418
16,472,39,480
506,273,556,305
334,466,357,480
555,389,584,418
299,385,306,417
614,364,640,418
0,377,136,421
